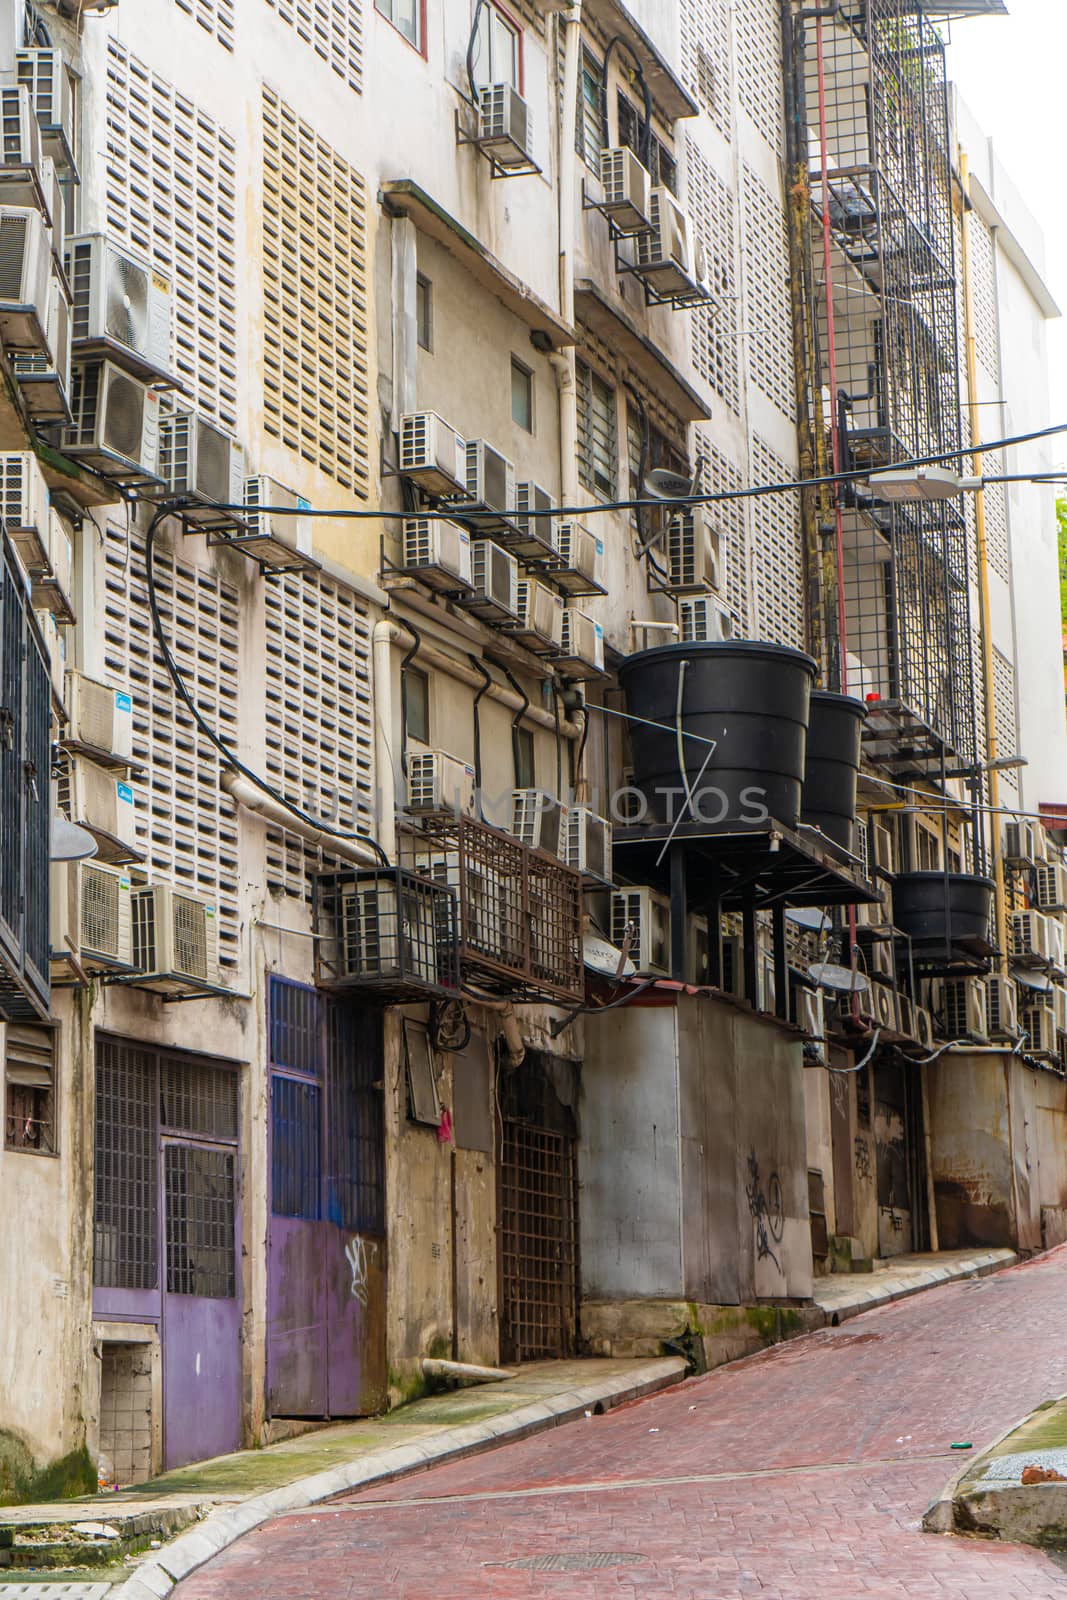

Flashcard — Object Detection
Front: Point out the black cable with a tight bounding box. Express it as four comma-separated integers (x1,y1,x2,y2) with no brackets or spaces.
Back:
500,663,530,785
183,420,1067,529
468,653,493,814
143,502,390,863
552,684,563,797
600,36,653,168
549,978,658,1038
397,616,422,779
466,0,487,107
573,702,590,793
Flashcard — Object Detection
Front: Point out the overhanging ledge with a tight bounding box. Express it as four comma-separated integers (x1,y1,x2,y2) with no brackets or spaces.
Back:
575,280,711,424
381,180,575,351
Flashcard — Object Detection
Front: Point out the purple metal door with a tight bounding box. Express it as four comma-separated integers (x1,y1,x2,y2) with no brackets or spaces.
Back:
266,982,386,1419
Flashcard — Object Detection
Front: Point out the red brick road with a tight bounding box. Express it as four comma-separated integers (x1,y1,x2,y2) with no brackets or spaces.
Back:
176,1248,1067,1598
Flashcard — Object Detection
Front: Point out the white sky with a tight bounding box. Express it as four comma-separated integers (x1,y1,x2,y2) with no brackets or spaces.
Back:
945,1,1067,424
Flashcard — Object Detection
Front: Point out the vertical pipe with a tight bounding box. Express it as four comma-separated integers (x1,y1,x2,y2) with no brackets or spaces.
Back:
958,149,1007,973
669,845,687,983
772,904,789,1022
552,3,582,507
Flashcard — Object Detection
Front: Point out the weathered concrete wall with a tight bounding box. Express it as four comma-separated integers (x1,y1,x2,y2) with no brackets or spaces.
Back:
1034,1073,1067,1247
928,1053,1015,1248
804,1060,836,1270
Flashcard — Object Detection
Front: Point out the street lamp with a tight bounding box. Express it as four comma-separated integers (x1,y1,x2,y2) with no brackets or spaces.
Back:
867,466,983,501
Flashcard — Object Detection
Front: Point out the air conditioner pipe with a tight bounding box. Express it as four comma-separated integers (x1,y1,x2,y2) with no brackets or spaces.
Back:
222,772,382,870
468,991,526,1069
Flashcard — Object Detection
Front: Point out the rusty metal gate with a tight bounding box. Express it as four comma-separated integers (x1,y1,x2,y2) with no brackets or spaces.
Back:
498,1053,578,1363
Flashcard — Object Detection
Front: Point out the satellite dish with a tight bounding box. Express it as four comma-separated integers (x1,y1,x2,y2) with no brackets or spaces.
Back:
51,816,98,863
786,907,832,933
808,961,869,995
642,467,695,502
583,932,636,980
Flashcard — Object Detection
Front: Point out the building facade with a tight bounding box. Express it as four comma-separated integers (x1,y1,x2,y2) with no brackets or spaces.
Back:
1,0,1066,1497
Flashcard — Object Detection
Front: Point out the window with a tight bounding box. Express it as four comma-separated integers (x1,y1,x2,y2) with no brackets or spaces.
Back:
403,666,430,746
4,1025,56,1154
576,360,617,497
514,725,535,789
576,50,603,173
375,0,421,49
416,273,433,352
403,1020,441,1125
617,95,676,193
915,825,941,873
472,2,520,90
511,357,533,432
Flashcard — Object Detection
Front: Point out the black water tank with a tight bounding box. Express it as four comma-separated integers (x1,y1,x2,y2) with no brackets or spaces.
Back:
617,641,817,830
802,691,868,852
891,872,994,948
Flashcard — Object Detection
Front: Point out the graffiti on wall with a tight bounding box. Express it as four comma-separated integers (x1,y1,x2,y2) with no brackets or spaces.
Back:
345,1235,379,1308
746,1151,785,1271
854,1135,873,1183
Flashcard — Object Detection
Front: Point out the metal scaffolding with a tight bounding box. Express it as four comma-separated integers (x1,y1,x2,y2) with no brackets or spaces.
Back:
803,1,979,774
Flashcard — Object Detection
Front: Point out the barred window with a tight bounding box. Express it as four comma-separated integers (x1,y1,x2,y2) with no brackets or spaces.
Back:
617,96,676,193
4,1024,56,1155
576,360,617,498
576,50,603,173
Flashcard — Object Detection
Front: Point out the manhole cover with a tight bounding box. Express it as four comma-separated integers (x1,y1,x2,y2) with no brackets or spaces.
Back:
489,1554,645,1572
0,1587,115,1599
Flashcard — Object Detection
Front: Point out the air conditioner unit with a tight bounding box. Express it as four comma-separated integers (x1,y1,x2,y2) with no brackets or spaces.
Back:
157,409,243,517
477,83,533,169
939,976,988,1041
611,886,670,976
464,538,519,622
1054,986,1067,1036
634,187,710,302
63,361,161,485
1011,910,1052,962
12,269,72,420
132,883,220,988
685,913,709,985
238,475,316,570
678,593,734,643
985,974,1019,1040
66,235,172,377
553,521,605,595
51,859,134,968
398,411,466,495
15,49,76,177
558,606,605,677
1050,917,1066,975
864,937,895,980
513,578,564,653
1022,1004,1057,1056
914,1006,934,1050
896,993,914,1038
62,671,133,765
870,983,898,1032
0,205,50,352
665,509,718,593
400,517,472,591
512,481,558,558
1034,864,1067,914
57,754,138,861
464,438,515,527
41,156,63,269
563,806,613,886
869,820,895,876
406,750,476,817
339,878,439,986
30,509,74,622
512,788,564,856
0,451,49,574
599,146,652,233
1004,820,1041,867
39,609,66,699
0,85,45,212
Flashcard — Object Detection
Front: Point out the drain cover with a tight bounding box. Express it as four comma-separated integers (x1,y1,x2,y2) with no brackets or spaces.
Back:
490,1554,645,1572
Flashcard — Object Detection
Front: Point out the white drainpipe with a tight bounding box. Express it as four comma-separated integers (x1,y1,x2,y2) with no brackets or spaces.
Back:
552,0,582,506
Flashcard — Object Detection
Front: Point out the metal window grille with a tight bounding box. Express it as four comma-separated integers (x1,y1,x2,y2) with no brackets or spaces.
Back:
262,87,370,496
174,0,235,48
735,0,783,150
102,528,241,967
269,976,323,1076
4,1025,55,1153
314,866,460,1000
687,139,739,414
575,50,602,174
616,96,676,194
271,1075,322,1220
750,435,805,649
741,163,794,419
105,40,238,429
160,1055,239,1140
576,359,617,498
264,572,375,897
327,1004,384,1233
164,1143,236,1299
264,0,363,91
94,1040,159,1291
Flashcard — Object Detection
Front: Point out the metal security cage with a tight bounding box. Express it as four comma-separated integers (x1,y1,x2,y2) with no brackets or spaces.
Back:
805,1,978,773
314,866,461,1002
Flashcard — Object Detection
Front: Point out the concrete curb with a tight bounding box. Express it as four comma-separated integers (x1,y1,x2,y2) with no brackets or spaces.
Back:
815,1249,1016,1327
109,1358,687,1599
922,1386,1067,1535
